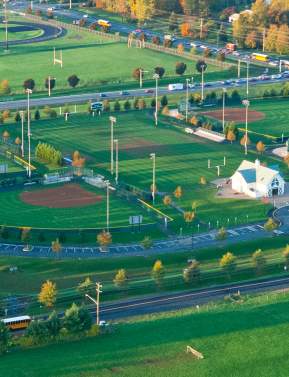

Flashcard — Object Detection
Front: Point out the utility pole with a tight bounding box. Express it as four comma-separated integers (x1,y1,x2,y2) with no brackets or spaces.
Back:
3,0,9,52
150,153,156,205
237,59,241,79
114,139,119,185
109,116,116,175
20,110,24,158
222,88,226,133
106,181,110,231
26,89,33,178
242,99,250,155
153,73,159,127
69,0,72,9
262,28,266,53
246,61,250,99
200,18,203,40
85,282,102,326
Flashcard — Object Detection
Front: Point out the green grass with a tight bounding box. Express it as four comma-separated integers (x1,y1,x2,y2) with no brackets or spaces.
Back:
2,291,289,377
0,156,24,173
0,182,154,229
1,110,274,233
0,25,43,41
0,22,219,94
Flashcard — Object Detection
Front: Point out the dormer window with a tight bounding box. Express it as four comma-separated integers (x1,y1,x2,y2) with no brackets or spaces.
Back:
272,178,279,187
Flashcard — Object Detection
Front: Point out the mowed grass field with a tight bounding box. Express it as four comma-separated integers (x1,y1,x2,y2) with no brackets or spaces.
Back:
0,24,44,41
0,182,153,229
3,110,274,231
233,97,289,139
0,22,219,93
2,291,289,377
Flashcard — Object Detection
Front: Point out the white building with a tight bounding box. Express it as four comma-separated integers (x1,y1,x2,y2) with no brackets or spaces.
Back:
229,9,253,23
231,159,285,198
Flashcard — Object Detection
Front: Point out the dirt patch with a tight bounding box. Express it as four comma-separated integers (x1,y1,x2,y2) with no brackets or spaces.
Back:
201,108,265,123
21,184,102,209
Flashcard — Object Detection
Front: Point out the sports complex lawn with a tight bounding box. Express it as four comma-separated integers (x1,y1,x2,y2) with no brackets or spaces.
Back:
0,24,44,41
236,97,289,139
0,22,219,94
2,110,274,232
2,291,289,377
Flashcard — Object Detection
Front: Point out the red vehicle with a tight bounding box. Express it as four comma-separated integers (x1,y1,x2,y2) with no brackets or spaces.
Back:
226,43,237,52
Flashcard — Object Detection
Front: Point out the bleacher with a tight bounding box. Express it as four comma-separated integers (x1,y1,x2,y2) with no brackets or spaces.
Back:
194,127,226,143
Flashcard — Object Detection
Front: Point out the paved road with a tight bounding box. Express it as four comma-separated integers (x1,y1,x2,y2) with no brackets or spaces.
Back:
0,20,65,47
92,275,289,320
1,75,288,110
0,221,284,259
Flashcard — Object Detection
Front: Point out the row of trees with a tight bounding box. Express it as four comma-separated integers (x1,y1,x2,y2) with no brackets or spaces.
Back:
35,142,62,166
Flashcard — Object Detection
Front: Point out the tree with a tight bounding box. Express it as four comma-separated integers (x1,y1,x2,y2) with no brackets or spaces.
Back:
231,90,241,104
77,277,95,296
63,303,92,333
0,80,11,95
38,280,57,308
220,252,236,279
45,77,56,91
152,260,165,288
216,227,227,240
23,78,35,90
14,111,21,122
2,130,9,143
26,320,49,345
196,60,207,73
51,238,62,259
175,62,187,75
227,130,236,144
46,310,61,338
256,141,265,154
132,67,143,81
163,195,172,206
276,24,289,55
240,134,251,147
216,51,226,62
183,260,200,285
0,321,10,355
67,75,80,88
154,66,165,78
199,176,207,185
114,100,121,111
124,100,131,111
160,95,168,107
264,217,278,232
97,230,112,250
174,186,182,200
265,24,278,51
141,236,153,249
34,109,41,120
283,244,289,270
113,269,128,289
180,23,191,37
184,211,195,223
252,249,266,275
177,43,184,53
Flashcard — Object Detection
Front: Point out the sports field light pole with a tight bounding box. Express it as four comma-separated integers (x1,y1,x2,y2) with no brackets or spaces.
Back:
185,77,193,123
222,88,226,133
20,110,25,158
26,89,33,178
105,180,110,231
246,61,250,99
153,73,159,127
3,0,9,52
109,116,116,175
48,76,56,97
114,139,119,185
150,153,156,205
242,99,250,155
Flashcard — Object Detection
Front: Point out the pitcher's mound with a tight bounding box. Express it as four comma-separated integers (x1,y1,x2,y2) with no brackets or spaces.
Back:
21,184,102,208
201,108,265,123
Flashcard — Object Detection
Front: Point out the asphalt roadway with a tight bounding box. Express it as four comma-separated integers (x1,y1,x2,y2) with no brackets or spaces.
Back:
98,275,289,320
1,76,288,111
0,20,64,47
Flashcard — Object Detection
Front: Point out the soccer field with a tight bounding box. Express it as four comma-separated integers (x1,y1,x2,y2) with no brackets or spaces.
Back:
2,110,273,232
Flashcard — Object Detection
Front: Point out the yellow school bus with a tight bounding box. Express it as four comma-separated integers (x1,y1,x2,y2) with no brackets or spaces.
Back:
251,53,269,62
2,315,31,331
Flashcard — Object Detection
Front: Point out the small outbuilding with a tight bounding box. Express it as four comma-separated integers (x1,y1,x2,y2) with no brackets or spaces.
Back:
231,159,285,198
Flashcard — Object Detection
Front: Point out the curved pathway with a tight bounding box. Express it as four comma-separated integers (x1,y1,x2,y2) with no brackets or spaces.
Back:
0,20,65,47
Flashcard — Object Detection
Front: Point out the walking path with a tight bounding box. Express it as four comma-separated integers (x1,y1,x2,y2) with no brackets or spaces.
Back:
0,220,285,259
